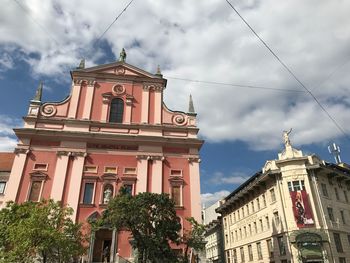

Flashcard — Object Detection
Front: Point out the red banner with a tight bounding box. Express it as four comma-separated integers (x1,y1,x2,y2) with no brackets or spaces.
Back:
290,190,314,228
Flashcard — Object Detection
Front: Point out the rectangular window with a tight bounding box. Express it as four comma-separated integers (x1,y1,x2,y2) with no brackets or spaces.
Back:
257,198,260,210
270,188,276,202
344,191,349,203
256,242,263,260
171,185,181,206
321,183,329,197
248,245,253,261
266,216,270,229
224,218,227,228
334,233,343,252
230,231,234,242
235,230,238,240
267,239,274,258
246,204,249,215
341,210,346,224
259,219,263,232
124,167,137,174
170,169,182,176
278,236,286,255
262,194,266,207
274,211,280,225
225,234,228,245
104,166,117,173
339,258,346,263
239,228,242,239
83,165,98,173
33,163,48,171
233,249,237,263
0,181,6,194
238,210,240,220
251,201,254,212
335,188,340,200
289,180,305,191
83,183,94,204
327,207,335,222
124,184,133,196
242,207,245,218
240,247,245,263
254,222,257,233
288,182,292,192
248,224,252,235
348,234,350,246
28,181,43,202
244,226,247,238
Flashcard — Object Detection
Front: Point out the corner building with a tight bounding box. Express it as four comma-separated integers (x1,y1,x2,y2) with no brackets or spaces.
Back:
3,57,203,262
217,139,350,263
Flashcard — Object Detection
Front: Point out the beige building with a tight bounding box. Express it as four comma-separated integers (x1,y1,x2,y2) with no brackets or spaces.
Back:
217,134,350,263
203,201,224,263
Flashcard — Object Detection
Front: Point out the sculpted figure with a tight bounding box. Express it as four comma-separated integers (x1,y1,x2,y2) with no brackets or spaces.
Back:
283,128,292,147
103,187,112,204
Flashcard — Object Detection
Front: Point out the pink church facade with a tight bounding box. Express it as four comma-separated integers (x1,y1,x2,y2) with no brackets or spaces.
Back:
3,57,203,262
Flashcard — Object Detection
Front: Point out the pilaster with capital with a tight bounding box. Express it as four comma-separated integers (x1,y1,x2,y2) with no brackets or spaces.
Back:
82,80,96,120
136,155,149,193
151,156,165,194
51,151,71,201
141,85,151,123
188,156,202,222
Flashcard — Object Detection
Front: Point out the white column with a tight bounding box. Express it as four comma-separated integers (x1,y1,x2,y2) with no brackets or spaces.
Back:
125,97,133,124
68,81,82,118
110,229,117,262
82,81,95,119
4,148,29,203
50,151,70,201
151,157,163,193
189,157,201,222
153,87,162,124
141,86,150,123
101,95,111,122
136,156,148,194
66,152,86,221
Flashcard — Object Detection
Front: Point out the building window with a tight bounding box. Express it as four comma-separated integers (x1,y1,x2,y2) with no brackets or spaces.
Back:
171,185,182,206
254,222,257,233
266,216,270,229
233,212,236,222
82,183,95,204
102,184,114,204
256,198,260,210
340,210,346,224
242,207,245,218
251,201,254,212
262,194,266,207
327,207,335,222
339,258,346,263
267,239,274,258
335,188,340,200
109,98,124,123
246,204,249,215
344,191,349,203
288,180,305,191
239,228,242,239
321,183,328,197
248,245,253,261
240,247,245,262
224,218,227,228
233,249,237,263
277,236,286,255
348,234,350,246
256,242,263,260
0,181,6,194
33,163,48,171
235,230,238,240
225,234,228,245
274,211,280,225
248,224,252,235
259,219,263,232
244,226,247,238
270,188,276,202
28,181,43,202
334,233,343,252
230,231,234,242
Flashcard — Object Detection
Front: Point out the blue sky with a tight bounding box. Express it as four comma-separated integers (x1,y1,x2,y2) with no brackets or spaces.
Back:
1,0,350,206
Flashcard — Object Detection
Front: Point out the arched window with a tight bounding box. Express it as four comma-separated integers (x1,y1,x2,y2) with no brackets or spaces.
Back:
109,98,124,123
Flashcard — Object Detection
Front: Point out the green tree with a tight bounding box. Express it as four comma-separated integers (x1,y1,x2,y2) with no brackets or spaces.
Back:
181,217,206,263
103,188,181,263
0,200,86,263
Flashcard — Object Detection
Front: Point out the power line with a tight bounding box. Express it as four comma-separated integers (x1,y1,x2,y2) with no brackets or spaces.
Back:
13,0,60,46
225,0,350,141
93,0,135,47
167,76,306,93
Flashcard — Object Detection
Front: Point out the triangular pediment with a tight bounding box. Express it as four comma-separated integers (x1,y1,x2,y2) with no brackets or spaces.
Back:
74,61,161,79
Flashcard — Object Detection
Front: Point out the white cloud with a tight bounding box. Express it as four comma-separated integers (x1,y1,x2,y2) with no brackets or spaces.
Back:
0,115,21,152
201,190,230,208
210,171,251,185
1,0,350,150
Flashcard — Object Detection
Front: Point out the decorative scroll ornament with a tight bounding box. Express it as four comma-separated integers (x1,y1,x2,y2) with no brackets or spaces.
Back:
41,104,57,117
172,114,187,126
115,66,125,75
112,84,125,95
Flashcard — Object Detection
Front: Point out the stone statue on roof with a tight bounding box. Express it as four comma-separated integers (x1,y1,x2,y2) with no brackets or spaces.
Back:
119,48,126,62
283,128,292,147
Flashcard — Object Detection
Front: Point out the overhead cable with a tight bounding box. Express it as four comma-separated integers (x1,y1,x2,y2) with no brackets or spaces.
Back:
225,0,350,140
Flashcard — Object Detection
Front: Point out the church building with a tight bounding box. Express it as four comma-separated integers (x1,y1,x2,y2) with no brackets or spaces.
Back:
2,51,203,262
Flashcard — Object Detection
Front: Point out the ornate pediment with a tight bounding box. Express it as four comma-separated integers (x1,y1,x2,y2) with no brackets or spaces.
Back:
73,62,162,80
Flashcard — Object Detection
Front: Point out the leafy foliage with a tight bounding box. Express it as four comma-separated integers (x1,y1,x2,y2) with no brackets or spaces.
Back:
0,200,86,263
103,188,181,263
